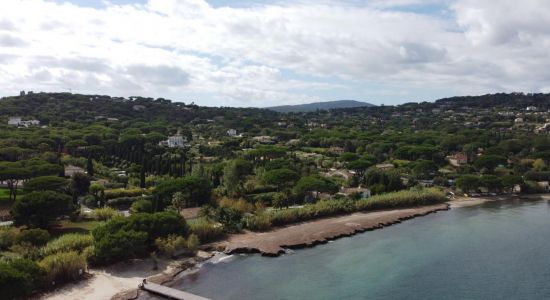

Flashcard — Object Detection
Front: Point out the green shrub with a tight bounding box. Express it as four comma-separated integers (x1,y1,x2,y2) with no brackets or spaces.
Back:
91,211,189,263
11,191,74,228
247,188,446,231
190,218,224,243
0,262,33,299
155,235,187,257
39,251,87,284
93,230,147,263
186,233,200,251
16,229,50,247
107,195,151,207
0,227,19,250
41,233,93,257
92,207,121,221
0,258,47,299
104,188,145,200
130,199,153,213
10,258,47,289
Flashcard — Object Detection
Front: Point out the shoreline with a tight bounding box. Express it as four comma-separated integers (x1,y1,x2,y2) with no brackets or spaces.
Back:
42,193,550,300
219,203,450,256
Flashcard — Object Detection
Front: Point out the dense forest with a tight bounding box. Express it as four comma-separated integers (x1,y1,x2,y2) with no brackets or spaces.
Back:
1,91,550,298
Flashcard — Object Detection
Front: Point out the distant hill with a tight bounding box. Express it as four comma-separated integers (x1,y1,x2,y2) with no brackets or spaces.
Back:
267,100,375,113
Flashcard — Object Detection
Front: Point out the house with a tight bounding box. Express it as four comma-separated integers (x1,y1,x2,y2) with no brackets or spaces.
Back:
252,136,274,144
537,181,550,190
227,129,237,137
328,146,345,155
514,117,524,124
163,135,187,148
376,163,394,170
526,106,538,111
419,180,434,187
132,105,146,111
8,117,40,127
8,117,21,126
339,186,371,199
65,165,86,177
448,153,468,167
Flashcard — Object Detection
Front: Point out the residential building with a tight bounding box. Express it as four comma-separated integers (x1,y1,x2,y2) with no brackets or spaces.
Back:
448,153,468,167
227,129,237,137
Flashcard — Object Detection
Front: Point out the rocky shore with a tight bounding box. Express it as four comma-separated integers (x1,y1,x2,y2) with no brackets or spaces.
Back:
220,203,450,256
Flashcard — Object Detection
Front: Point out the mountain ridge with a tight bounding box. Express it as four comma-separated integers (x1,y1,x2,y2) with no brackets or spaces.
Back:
266,100,375,113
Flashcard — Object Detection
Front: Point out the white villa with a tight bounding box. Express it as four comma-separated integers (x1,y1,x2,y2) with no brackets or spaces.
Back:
160,134,188,148
8,117,40,127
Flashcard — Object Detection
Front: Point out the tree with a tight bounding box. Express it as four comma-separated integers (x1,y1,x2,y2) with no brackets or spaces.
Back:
412,160,438,179
69,173,90,204
474,155,506,172
222,159,253,196
456,175,481,193
89,183,105,207
86,155,94,177
501,175,523,192
11,191,74,228
261,169,299,191
171,191,187,213
346,159,374,183
152,176,212,211
0,162,31,201
24,176,68,192
533,158,546,171
293,175,339,199
480,175,503,192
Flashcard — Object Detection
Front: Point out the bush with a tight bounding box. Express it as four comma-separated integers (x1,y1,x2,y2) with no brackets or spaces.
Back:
11,191,74,228
0,262,33,299
246,188,446,231
190,218,224,243
39,251,87,284
24,176,69,192
91,211,189,263
0,227,19,250
92,230,147,263
92,207,121,221
40,233,93,257
104,188,145,200
16,229,50,247
186,233,200,251
155,235,187,257
10,258,47,289
130,199,153,213
107,195,151,207
0,258,46,299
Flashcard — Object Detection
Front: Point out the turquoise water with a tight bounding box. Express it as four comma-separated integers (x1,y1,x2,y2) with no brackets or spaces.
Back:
168,199,550,300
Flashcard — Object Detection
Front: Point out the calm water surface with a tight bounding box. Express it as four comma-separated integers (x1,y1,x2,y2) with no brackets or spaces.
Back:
166,199,550,300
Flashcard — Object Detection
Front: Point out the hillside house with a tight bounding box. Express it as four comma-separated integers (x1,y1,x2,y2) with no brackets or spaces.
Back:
65,165,86,177
448,153,468,167
227,129,237,137
160,135,188,148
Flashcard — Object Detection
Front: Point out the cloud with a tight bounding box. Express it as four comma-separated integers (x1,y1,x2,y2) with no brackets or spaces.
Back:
0,33,27,47
0,0,549,106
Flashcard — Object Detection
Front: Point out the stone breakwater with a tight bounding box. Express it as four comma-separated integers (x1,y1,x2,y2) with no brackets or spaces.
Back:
222,203,450,256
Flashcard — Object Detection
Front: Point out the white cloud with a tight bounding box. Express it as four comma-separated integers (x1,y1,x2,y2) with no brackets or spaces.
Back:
0,0,549,106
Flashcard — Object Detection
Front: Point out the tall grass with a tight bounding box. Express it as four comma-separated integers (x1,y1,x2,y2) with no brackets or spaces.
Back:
189,218,225,243
92,207,121,221
246,188,446,231
40,233,93,257
39,251,87,284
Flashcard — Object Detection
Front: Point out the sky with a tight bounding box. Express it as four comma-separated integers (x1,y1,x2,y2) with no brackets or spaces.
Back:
1,0,550,107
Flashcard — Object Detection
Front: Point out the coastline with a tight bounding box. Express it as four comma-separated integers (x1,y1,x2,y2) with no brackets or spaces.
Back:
219,203,449,256
42,193,550,300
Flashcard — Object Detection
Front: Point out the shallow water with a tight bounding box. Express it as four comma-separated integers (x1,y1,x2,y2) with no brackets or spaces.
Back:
165,199,550,300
